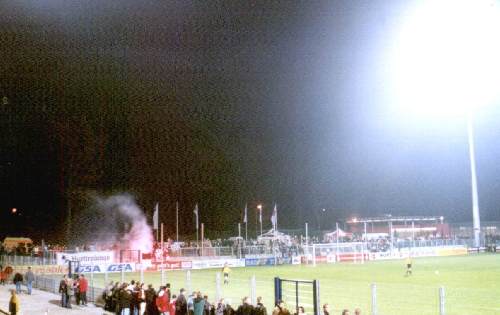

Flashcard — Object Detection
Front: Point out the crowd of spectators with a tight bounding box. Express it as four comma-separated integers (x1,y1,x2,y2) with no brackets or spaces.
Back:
96,278,272,315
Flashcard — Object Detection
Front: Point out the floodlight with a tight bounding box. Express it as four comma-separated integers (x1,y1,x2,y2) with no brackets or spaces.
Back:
391,0,500,118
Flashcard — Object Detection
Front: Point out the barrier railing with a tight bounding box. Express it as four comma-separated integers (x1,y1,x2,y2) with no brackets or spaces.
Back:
0,254,57,266
31,268,473,315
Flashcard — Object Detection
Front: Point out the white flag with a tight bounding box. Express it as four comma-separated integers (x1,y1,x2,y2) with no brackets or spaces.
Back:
271,204,277,228
243,204,248,223
193,203,199,230
153,202,159,230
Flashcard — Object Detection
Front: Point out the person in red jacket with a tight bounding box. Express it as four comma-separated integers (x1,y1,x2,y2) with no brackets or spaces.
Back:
78,274,88,306
156,286,170,315
170,294,177,315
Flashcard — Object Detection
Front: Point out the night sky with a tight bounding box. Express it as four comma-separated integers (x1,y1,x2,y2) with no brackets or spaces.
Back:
1,1,499,243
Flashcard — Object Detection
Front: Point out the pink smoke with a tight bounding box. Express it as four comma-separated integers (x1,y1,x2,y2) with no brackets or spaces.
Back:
95,194,154,254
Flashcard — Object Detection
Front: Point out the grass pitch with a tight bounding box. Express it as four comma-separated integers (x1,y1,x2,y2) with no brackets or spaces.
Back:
90,254,500,315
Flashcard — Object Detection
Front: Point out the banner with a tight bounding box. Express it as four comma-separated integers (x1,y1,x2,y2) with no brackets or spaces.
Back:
191,259,245,270
152,261,192,270
75,263,136,274
292,256,302,265
12,265,68,275
56,251,115,266
245,257,275,266
368,245,468,261
436,247,468,256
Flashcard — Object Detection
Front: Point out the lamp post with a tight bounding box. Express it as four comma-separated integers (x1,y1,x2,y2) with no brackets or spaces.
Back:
467,117,481,247
257,204,263,237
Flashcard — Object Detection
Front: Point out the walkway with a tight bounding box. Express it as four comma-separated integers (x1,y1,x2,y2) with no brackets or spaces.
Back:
0,284,112,315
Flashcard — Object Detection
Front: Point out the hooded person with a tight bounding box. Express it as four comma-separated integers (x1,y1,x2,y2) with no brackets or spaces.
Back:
235,297,253,315
176,288,188,315
156,286,170,315
9,289,20,315
193,292,206,315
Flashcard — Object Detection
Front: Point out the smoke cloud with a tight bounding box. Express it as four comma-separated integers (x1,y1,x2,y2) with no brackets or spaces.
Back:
74,193,153,253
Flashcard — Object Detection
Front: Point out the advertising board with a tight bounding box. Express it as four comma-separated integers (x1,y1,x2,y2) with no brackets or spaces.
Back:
56,251,115,266
245,257,275,266
74,263,136,274
12,265,68,275
153,261,193,270
436,246,468,256
368,245,468,261
191,259,245,270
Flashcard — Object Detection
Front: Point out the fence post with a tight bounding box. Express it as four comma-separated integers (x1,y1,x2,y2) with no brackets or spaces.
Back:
121,267,125,283
140,265,144,284
90,268,95,303
161,268,166,285
439,287,445,315
186,270,192,293
250,275,256,305
371,283,377,315
312,245,316,267
215,272,221,302
53,277,58,294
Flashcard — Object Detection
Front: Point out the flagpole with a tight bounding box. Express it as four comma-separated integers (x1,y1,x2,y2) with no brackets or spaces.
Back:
194,204,199,248
161,222,164,267
336,222,340,262
176,201,179,242
201,223,204,256
244,204,248,242
259,206,262,237
154,203,159,242
276,205,278,233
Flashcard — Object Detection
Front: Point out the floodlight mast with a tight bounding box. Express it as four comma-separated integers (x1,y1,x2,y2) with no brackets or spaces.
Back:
467,117,481,247
389,0,500,248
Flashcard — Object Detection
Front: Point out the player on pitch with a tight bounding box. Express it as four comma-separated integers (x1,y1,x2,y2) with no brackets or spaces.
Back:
222,263,231,284
405,255,412,276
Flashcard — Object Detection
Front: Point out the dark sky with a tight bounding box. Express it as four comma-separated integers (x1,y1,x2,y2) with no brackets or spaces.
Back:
1,1,499,242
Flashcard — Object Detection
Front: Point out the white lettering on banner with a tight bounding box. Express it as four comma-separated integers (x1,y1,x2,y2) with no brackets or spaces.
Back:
369,245,467,261
75,263,135,274
56,251,115,266
191,259,245,270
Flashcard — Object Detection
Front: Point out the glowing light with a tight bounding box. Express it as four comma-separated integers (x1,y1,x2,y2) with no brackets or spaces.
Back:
257,204,262,210
390,0,500,117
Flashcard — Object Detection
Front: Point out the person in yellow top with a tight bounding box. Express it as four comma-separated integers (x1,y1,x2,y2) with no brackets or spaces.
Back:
9,289,20,315
405,256,413,276
222,263,231,285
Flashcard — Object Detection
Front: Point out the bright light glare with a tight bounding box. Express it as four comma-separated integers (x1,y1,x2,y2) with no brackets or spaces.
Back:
390,0,500,118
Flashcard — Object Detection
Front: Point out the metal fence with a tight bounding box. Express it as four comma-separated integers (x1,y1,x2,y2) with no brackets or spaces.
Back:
168,245,274,258
31,270,460,315
169,246,235,257
0,254,57,266
393,238,471,249
0,240,474,267
33,274,105,307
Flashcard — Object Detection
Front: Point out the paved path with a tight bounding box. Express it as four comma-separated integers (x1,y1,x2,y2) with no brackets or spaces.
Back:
0,284,112,315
